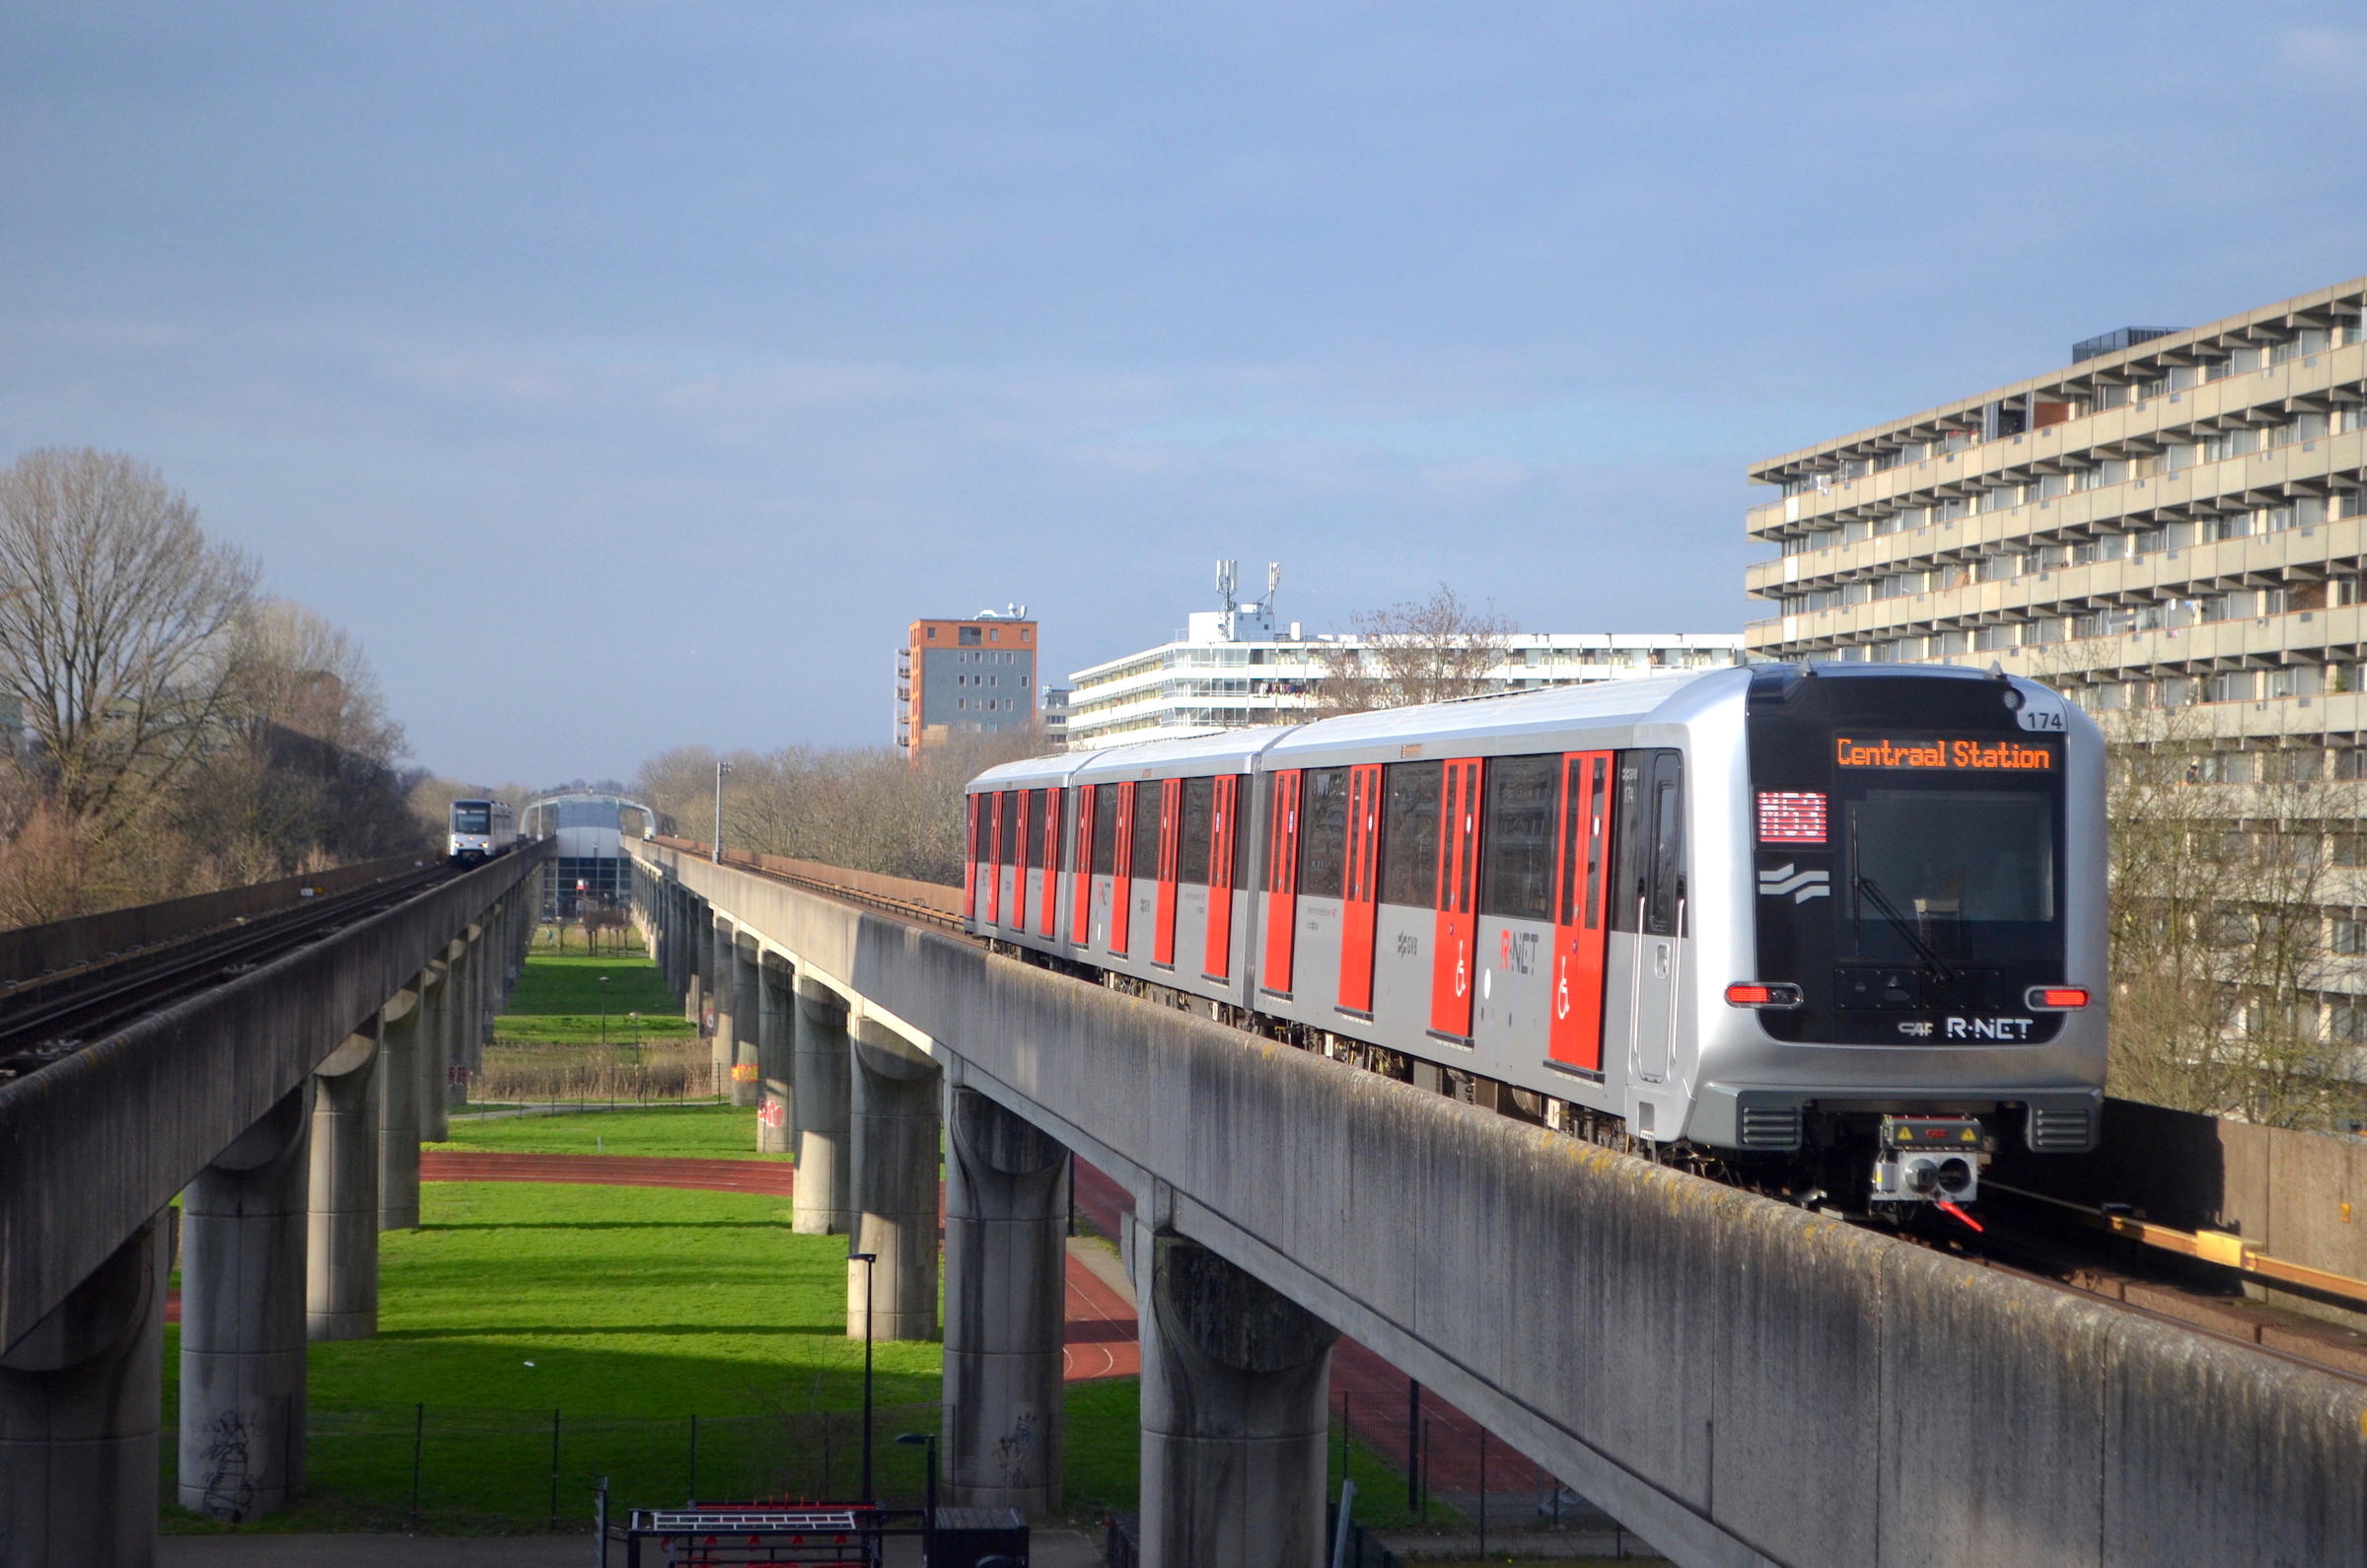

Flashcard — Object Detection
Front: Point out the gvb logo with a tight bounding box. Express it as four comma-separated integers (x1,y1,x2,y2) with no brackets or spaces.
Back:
1757,863,1830,903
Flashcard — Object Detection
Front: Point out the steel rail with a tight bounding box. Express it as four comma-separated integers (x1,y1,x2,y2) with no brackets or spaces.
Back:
0,863,451,1084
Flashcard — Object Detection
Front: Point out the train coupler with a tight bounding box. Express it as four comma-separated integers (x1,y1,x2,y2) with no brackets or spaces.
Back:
1869,1115,1986,1204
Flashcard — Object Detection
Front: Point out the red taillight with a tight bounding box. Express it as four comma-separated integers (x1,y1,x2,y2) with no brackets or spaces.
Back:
2027,986,2089,1010
1726,981,1802,1009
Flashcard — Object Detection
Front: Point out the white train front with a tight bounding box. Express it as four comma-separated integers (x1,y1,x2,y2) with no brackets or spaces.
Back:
966,663,2107,1207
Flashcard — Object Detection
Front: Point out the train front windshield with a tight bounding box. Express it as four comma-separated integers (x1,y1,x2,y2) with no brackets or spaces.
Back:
453,804,492,835
1748,674,2068,1044
1842,788,2054,962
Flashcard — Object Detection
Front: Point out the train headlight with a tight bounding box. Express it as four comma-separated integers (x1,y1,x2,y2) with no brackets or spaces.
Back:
2025,986,2089,1010
1937,1157,1973,1195
1724,982,1803,1009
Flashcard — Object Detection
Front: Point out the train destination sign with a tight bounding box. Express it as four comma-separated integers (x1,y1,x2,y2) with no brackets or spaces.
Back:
1833,735,2055,772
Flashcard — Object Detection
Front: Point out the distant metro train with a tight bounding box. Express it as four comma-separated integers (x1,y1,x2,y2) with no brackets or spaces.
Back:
448,798,520,866
966,663,2107,1209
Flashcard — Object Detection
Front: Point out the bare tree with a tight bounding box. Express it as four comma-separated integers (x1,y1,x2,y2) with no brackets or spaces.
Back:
636,730,1043,887
0,449,257,833
1314,583,1515,714
2098,699,2363,1127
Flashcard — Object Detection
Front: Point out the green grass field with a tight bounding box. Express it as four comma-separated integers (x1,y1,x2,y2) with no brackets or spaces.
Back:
495,947,692,1043
167,1104,1432,1535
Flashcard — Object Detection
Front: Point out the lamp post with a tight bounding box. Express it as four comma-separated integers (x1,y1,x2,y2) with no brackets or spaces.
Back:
598,974,610,1048
712,760,731,863
896,1432,937,1554
849,1250,877,1503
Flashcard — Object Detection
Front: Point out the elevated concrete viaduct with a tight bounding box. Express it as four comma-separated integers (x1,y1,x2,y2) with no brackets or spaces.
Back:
633,840,2367,1568
0,845,545,1565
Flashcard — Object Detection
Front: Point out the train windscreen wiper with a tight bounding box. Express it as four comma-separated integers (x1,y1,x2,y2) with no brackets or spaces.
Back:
1851,873,1962,990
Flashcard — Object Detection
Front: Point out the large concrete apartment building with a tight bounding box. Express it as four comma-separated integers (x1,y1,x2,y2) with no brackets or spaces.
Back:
1745,276,2367,734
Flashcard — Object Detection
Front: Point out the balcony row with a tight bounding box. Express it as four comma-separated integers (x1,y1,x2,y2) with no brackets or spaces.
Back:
1747,337,2367,537
1747,433,2367,600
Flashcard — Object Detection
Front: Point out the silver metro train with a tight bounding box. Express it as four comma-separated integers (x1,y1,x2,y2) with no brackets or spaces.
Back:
448,798,519,866
966,663,2107,1209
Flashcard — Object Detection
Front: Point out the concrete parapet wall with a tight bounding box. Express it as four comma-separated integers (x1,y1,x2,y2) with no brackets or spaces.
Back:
652,835,963,919
0,845,549,1351
641,844,2367,1568
0,851,438,987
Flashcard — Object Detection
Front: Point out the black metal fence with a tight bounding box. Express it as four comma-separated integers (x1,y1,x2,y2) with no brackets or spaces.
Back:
245,1401,942,1532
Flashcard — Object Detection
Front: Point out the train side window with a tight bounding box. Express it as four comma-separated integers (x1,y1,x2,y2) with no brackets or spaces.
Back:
1001,791,1022,866
1584,755,1608,929
1479,754,1556,921
1058,788,1076,872
1610,752,1676,933
1131,782,1163,884
1179,776,1214,885
1092,785,1118,875
1648,756,1685,936
1381,760,1442,906
1299,767,1349,897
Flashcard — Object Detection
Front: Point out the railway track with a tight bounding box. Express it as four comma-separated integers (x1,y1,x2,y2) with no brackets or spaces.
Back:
0,863,452,1088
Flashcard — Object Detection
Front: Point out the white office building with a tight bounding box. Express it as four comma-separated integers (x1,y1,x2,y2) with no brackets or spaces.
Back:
1064,577,1748,750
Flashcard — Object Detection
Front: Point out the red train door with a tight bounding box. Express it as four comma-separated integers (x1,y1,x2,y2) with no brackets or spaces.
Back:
964,794,981,921
1548,751,1614,1071
1260,770,1302,996
1153,779,1183,967
1039,787,1061,937
1071,786,1095,945
985,792,1003,925
1111,781,1135,954
1337,762,1382,1017
1010,790,1031,931
1203,775,1239,981
1428,758,1483,1040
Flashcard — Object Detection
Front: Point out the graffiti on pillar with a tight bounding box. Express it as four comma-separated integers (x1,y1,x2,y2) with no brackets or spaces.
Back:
701,1004,717,1037
732,1061,759,1084
993,1408,1042,1485
756,1097,787,1129
199,1408,258,1521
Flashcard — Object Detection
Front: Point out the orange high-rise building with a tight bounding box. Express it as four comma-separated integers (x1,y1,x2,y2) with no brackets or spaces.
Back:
896,606,1040,759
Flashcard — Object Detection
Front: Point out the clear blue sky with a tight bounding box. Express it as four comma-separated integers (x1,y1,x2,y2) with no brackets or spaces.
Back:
4,3,2364,782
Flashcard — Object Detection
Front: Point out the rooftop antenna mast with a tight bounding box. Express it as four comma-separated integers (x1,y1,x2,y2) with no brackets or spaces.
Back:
1217,559,1239,614
1265,561,1281,609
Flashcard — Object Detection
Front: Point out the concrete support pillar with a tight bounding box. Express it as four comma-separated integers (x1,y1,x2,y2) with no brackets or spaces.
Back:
179,1084,312,1523
450,925,481,1109
378,985,423,1230
792,977,852,1236
309,1024,380,1340
756,956,795,1154
943,1085,1069,1516
709,918,737,1094
0,1211,168,1568
419,959,451,1144
683,903,708,1028
1136,1229,1336,1568
729,934,760,1108
847,1024,940,1341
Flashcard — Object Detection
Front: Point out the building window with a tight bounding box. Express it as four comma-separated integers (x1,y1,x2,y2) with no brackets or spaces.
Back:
927,627,939,639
